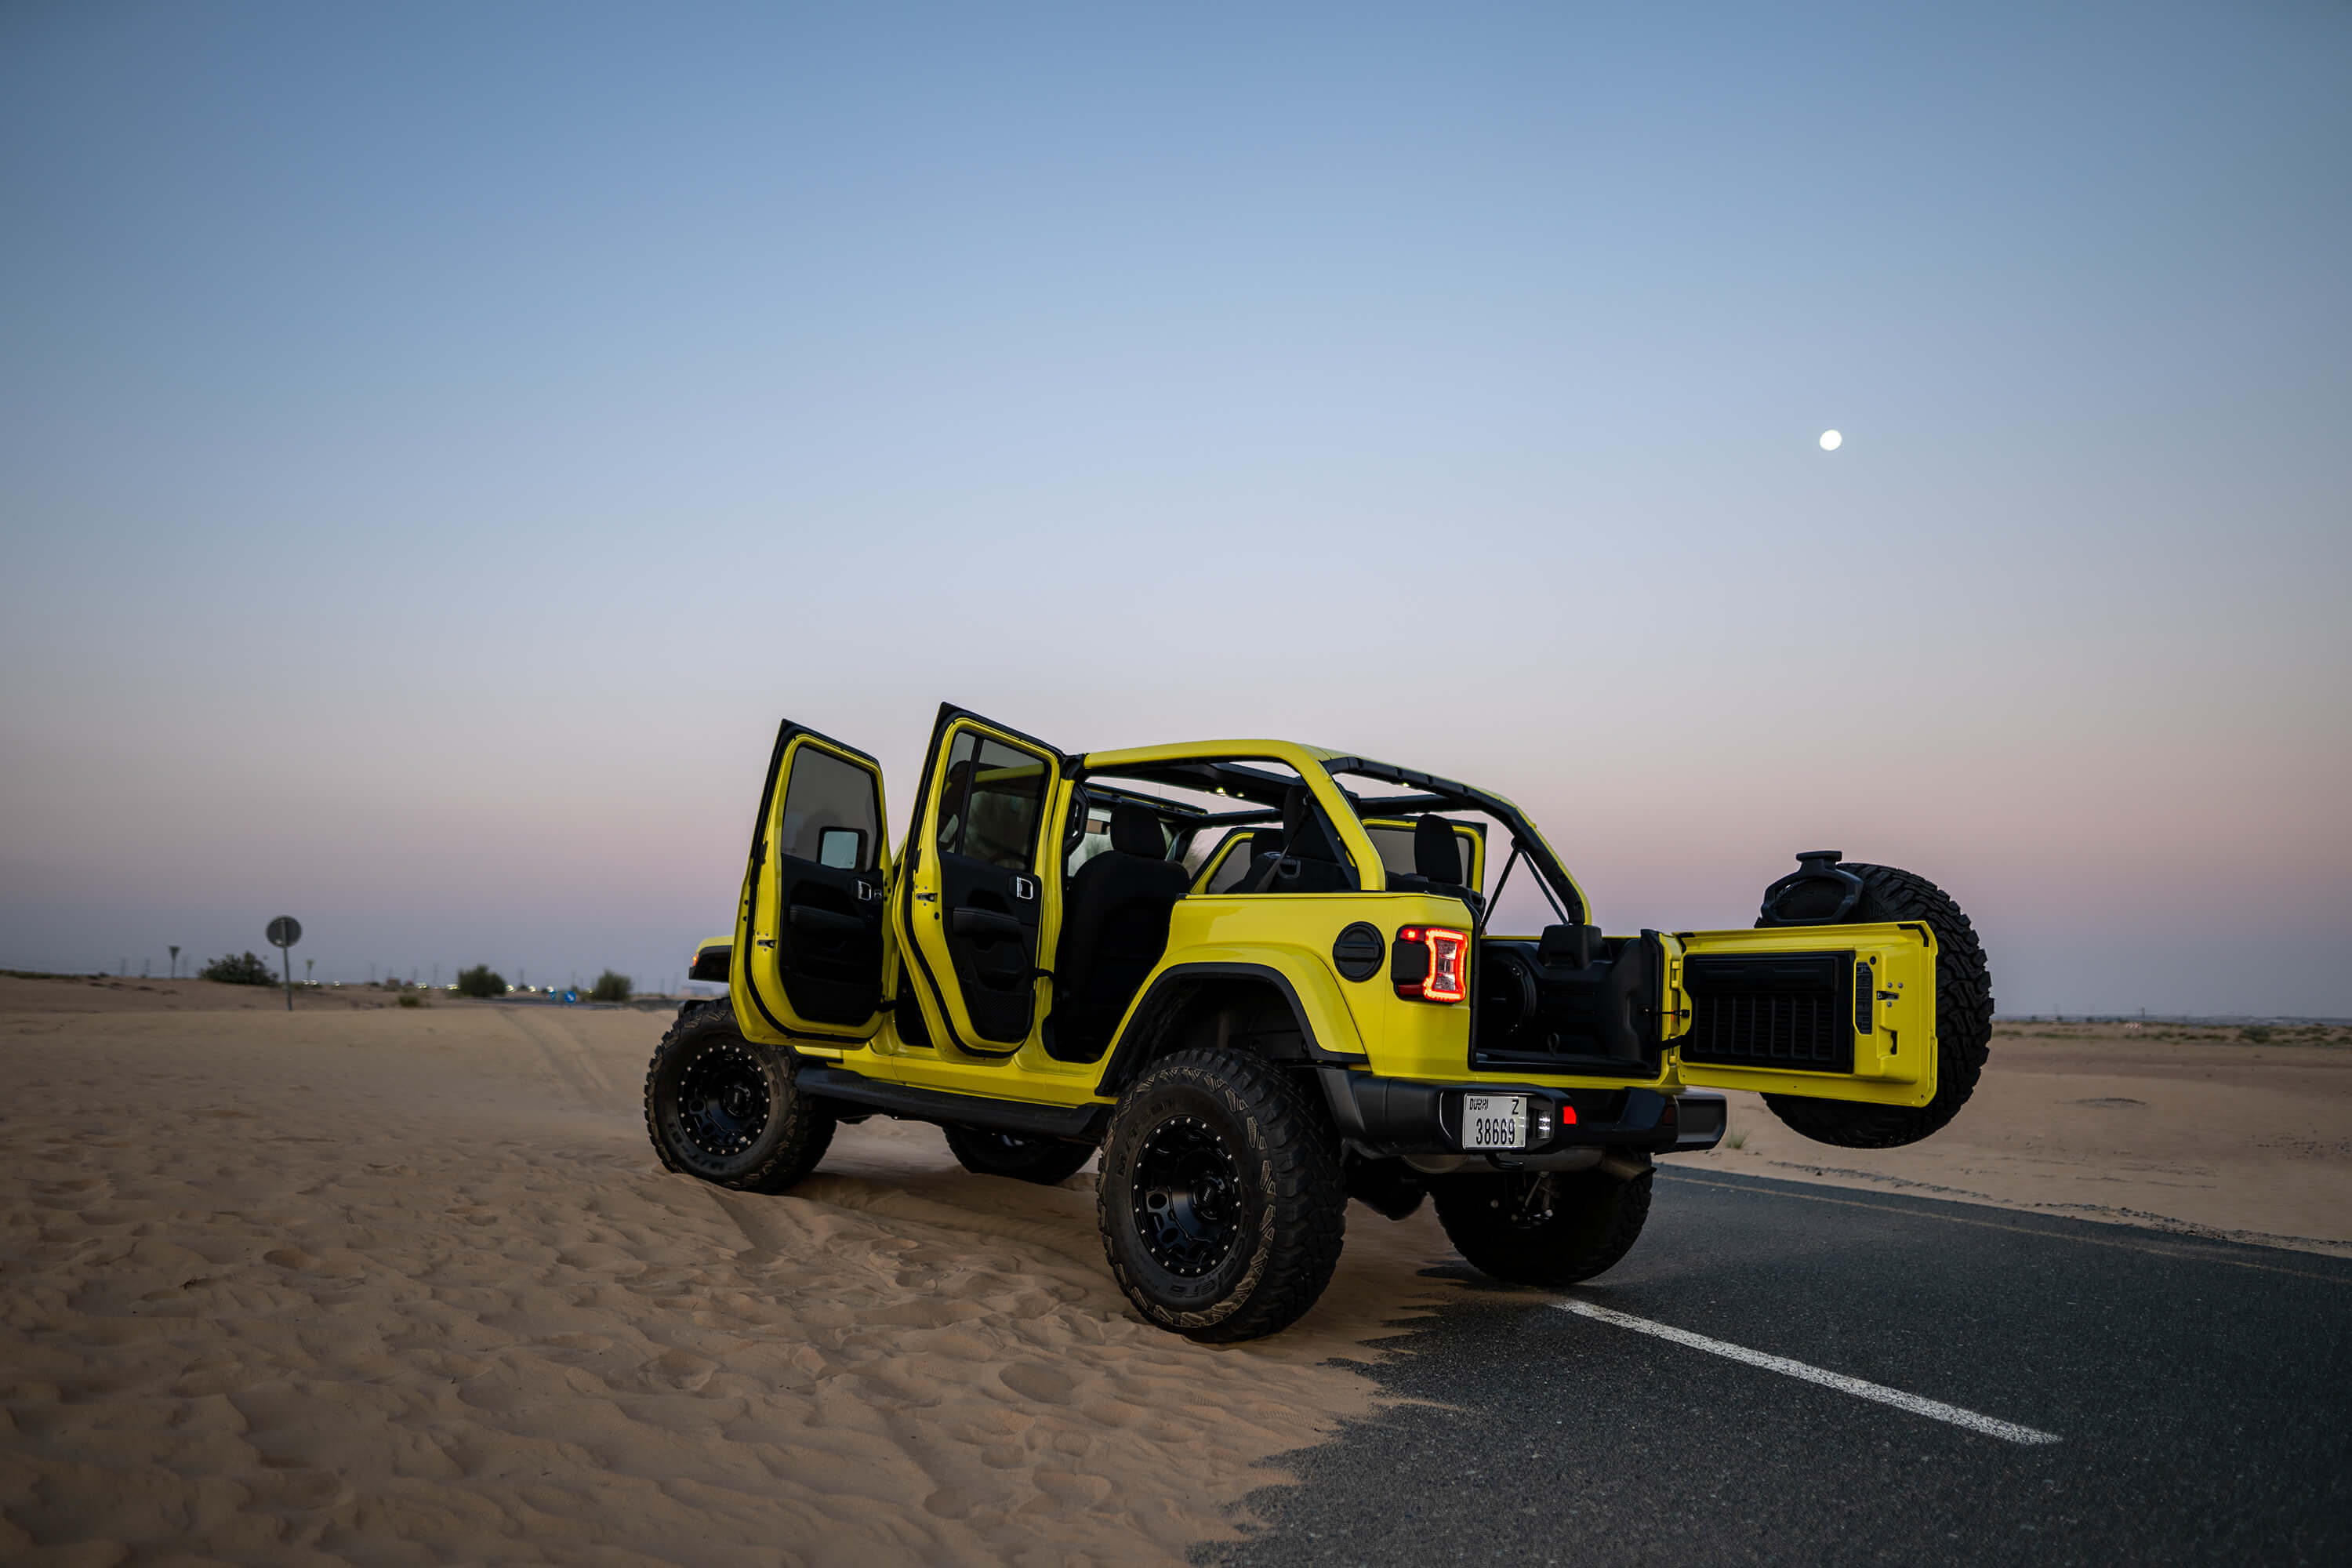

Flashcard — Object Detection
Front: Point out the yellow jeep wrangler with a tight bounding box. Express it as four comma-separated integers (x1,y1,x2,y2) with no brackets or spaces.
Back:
646,705,1992,1341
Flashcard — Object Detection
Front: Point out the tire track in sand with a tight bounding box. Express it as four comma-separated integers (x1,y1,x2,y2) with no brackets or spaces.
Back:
499,1005,630,1116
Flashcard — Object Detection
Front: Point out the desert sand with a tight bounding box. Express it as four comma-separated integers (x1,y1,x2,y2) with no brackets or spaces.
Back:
0,977,1462,1566
3,982,2346,1564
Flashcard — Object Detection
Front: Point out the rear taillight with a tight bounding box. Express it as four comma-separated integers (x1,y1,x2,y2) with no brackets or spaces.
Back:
1394,926,1469,1004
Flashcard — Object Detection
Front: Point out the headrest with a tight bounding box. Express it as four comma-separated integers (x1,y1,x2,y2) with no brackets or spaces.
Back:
1538,924,1604,969
1250,827,1284,858
1413,816,1463,884
1109,802,1163,858
1280,785,1341,863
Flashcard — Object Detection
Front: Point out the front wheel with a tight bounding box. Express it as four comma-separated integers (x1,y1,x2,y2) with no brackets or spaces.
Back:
943,1124,1098,1185
1432,1166,1653,1287
643,1002,834,1192
1096,1048,1348,1342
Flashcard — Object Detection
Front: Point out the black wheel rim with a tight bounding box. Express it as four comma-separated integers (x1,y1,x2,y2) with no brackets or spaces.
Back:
677,1039,771,1159
1132,1114,1243,1277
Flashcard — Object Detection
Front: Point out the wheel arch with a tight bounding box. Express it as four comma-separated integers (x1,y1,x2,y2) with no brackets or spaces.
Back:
1093,959,1365,1099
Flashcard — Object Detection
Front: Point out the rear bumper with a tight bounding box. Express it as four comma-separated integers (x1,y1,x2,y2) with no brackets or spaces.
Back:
1319,1068,1725,1161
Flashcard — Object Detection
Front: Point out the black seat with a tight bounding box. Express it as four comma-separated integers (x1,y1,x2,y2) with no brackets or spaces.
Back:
1047,802,1189,1061
1239,786,1354,894
1233,826,1285,888
1393,815,1484,918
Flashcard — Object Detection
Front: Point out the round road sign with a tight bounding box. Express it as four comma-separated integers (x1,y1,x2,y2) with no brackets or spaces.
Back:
267,916,302,949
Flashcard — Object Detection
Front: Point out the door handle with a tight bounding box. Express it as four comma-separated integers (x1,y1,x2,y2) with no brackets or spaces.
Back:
949,907,1025,942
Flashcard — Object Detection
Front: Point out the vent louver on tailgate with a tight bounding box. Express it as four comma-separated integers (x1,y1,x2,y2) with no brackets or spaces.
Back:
1679,952,1856,1073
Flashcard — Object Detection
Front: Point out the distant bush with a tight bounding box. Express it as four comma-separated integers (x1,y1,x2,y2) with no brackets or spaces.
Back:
590,970,633,1003
201,951,277,986
2240,1025,2274,1044
397,992,426,1008
455,964,508,998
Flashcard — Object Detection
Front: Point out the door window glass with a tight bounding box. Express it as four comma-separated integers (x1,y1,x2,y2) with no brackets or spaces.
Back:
779,746,880,869
935,731,1048,870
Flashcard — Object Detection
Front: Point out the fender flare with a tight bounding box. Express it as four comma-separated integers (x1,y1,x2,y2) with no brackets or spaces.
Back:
1092,956,1367,1098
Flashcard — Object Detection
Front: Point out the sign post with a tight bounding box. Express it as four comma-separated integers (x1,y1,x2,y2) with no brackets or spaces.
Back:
267,916,303,1012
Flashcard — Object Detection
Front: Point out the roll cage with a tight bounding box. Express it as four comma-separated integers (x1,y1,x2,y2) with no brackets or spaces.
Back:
1067,740,1589,927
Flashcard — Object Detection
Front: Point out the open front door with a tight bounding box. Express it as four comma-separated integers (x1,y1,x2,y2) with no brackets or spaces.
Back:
735,722,890,1045
893,706,1067,1057
1668,923,1940,1109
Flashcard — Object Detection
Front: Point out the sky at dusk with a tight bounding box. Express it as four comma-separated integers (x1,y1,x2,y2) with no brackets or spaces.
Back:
3,2,2347,1011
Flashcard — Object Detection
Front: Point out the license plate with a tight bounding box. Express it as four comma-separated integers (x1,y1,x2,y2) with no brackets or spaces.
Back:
1461,1094,1528,1151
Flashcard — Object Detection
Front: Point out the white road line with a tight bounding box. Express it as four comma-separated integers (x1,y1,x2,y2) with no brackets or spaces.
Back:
1556,1300,2062,1446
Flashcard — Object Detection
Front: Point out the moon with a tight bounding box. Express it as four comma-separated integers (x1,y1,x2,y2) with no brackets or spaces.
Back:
1819,430,1842,451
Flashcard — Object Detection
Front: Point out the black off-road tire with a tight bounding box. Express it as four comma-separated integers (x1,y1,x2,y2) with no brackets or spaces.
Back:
1761,861,1995,1149
1096,1048,1348,1342
1432,1166,1653,1287
943,1125,1098,1185
644,1000,835,1192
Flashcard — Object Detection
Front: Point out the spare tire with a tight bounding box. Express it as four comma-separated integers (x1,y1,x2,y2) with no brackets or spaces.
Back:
1755,858,1994,1149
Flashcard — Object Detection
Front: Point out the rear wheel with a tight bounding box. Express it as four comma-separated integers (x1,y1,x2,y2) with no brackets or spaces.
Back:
1096,1048,1348,1342
1432,1166,1653,1287
644,1002,835,1192
1760,861,1995,1149
943,1125,1098,1185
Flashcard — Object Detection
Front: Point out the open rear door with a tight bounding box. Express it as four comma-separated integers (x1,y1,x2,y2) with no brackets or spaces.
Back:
735,722,890,1045
1668,922,1940,1109
892,706,1068,1058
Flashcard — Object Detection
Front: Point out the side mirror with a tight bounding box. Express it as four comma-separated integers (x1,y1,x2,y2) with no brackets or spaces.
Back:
817,827,866,869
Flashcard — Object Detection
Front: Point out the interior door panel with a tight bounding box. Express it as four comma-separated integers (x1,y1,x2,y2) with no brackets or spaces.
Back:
938,851,1041,1042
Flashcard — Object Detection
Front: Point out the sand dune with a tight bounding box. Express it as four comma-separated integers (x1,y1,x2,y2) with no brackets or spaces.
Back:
0,982,1462,1566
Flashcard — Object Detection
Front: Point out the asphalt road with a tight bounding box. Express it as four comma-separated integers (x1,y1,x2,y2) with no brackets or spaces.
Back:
1199,1168,2352,1567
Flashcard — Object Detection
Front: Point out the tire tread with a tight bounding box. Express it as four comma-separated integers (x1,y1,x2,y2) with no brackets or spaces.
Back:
1098,1047,1348,1343
642,1001,835,1192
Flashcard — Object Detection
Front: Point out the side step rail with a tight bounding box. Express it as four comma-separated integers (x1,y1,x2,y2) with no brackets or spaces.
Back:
797,1063,1111,1144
